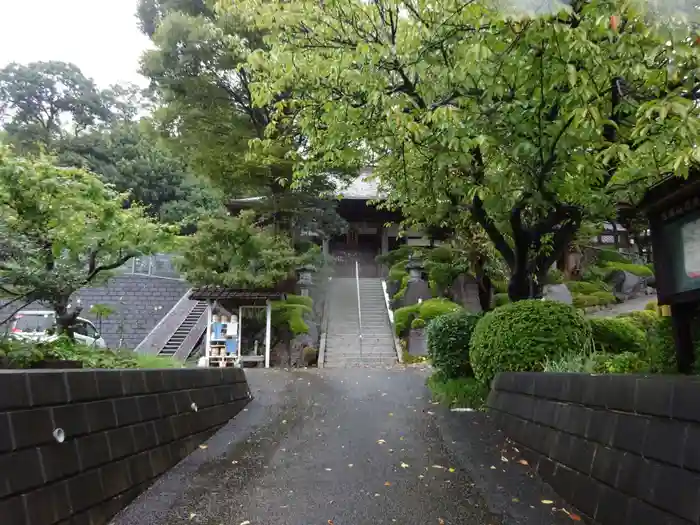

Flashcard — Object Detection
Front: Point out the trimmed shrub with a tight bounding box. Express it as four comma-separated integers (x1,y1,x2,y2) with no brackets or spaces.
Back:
567,281,604,295
618,310,658,333
572,294,599,308
395,298,462,336
470,300,593,386
590,318,646,354
426,311,482,378
645,299,658,311
591,291,617,305
582,265,609,283
418,298,463,322
427,374,488,408
377,246,414,266
596,248,633,264
493,293,510,308
603,261,654,277
389,261,409,282
411,318,426,330
394,304,420,336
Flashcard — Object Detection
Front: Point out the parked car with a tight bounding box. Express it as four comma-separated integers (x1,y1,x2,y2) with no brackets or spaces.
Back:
9,310,107,348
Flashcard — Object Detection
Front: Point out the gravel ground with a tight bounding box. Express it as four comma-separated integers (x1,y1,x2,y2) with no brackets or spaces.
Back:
113,367,581,525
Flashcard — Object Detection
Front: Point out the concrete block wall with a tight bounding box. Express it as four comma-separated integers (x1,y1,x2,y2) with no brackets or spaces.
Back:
0,368,250,525
488,372,700,525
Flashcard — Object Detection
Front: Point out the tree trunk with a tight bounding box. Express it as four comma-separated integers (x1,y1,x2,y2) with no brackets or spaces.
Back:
53,299,82,340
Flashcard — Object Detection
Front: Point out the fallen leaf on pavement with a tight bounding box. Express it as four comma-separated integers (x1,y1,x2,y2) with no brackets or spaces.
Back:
569,513,581,521
500,456,508,462
512,498,520,503
188,513,197,520
325,468,332,471
448,468,456,473
389,412,394,417
348,464,354,468
377,439,386,445
232,460,238,464
385,481,392,486
400,462,409,469
438,519,445,524
541,500,554,505
240,522,250,525
199,445,208,450
432,465,445,469
518,459,529,466
328,521,334,525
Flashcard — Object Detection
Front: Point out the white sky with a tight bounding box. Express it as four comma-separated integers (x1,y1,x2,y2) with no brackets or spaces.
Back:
0,0,152,88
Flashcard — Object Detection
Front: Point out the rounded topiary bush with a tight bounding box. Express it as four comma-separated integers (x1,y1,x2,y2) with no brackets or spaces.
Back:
590,318,646,354
427,311,482,379
470,300,593,386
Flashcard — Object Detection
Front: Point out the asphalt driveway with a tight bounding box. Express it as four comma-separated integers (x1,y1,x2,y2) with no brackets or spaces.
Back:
113,368,578,525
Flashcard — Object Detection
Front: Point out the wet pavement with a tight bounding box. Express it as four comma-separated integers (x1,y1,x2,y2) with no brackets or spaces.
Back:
113,368,579,525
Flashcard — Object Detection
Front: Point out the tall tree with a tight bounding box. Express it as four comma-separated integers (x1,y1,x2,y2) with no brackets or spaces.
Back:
0,61,111,152
240,0,700,300
138,0,350,240
0,148,171,335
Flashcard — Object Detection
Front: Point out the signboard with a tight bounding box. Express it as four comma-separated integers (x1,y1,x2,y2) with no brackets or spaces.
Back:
661,205,700,294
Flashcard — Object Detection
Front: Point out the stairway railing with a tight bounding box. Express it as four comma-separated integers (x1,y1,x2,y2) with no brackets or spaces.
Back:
356,260,363,362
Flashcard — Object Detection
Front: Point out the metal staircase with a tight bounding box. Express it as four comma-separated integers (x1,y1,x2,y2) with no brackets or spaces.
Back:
158,301,208,357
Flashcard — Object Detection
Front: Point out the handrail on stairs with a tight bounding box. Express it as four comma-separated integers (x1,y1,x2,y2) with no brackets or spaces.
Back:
356,260,363,362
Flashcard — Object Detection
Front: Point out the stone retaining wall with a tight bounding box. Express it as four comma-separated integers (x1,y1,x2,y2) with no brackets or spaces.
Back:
488,372,700,525
0,368,250,525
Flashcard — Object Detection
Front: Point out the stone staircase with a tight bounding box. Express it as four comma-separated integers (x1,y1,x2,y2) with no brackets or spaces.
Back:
324,277,397,367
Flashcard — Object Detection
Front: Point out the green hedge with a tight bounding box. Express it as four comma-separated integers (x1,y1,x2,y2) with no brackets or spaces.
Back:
603,261,654,278
618,310,658,333
470,300,592,386
596,249,633,264
426,311,482,378
593,351,650,374
591,291,616,305
493,293,510,308
572,294,599,308
589,317,646,354
394,298,463,336
567,281,605,295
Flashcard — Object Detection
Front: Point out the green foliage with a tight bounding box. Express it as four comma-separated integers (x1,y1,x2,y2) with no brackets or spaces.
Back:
242,0,697,301
603,262,654,278
178,211,301,288
543,351,599,373
0,337,181,369
377,246,414,267
590,318,647,354
394,304,419,337
581,265,610,283
547,269,565,284
572,294,600,309
388,261,409,282
618,310,658,333
594,352,650,374
426,311,482,379
0,149,171,332
272,295,313,336
302,346,319,366
394,298,462,336
411,318,426,330
492,281,508,294
595,249,632,264
427,374,488,409
493,293,510,308
567,281,605,295
645,300,659,311
591,291,617,305
402,350,429,364
470,300,593,386
0,61,111,152
646,317,677,373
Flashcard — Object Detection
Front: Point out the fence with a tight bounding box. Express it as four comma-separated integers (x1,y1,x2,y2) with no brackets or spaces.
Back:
116,254,182,281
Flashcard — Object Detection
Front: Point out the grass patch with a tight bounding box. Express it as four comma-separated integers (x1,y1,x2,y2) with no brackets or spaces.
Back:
402,350,429,364
426,374,488,409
